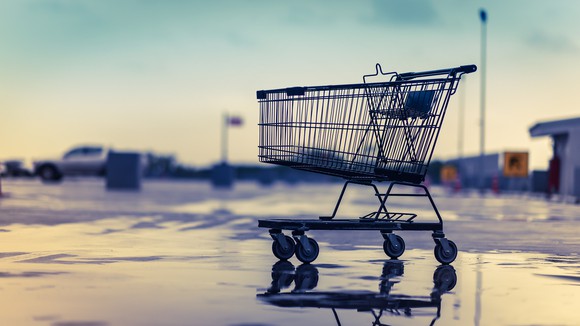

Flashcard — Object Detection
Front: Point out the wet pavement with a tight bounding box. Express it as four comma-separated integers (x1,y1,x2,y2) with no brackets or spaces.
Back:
0,179,579,325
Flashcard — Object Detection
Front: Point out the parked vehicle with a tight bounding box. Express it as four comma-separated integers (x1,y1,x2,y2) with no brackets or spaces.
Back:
33,146,110,181
0,160,34,177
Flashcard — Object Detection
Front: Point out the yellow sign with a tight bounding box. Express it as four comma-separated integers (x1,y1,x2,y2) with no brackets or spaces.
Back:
440,165,458,183
503,152,529,177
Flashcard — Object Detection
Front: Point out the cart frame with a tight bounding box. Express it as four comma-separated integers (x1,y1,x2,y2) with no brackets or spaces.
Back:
256,64,476,264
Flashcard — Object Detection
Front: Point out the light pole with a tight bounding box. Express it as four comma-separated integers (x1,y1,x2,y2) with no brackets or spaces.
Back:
213,112,242,188
479,9,487,192
458,76,466,159
221,112,229,163
455,75,466,191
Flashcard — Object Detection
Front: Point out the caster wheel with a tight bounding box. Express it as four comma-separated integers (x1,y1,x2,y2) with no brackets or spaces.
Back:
272,235,296,260
268,261,295,293
383,234,405,259
434,240,458,265
293,264,319,292
433,265,457,292
382,260,404,277
295,238,319,264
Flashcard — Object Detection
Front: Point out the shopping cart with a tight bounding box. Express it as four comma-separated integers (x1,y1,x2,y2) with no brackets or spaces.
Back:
257,63,476,264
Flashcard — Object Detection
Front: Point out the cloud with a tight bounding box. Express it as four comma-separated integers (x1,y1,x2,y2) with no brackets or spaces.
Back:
525,30,578,54
368,0,440,26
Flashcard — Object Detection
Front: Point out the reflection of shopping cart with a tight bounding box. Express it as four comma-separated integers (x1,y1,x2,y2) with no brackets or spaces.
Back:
257,64,476,264
258,261,457,325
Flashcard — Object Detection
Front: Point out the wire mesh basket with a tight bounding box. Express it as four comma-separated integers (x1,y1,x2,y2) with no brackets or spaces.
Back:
257,64,476,184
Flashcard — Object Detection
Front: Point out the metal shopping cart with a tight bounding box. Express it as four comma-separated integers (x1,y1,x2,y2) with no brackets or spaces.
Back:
256,63,476,264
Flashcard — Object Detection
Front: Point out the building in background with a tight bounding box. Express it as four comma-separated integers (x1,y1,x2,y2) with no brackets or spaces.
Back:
445,152,529,192
530,117,580,202
446,153,500,189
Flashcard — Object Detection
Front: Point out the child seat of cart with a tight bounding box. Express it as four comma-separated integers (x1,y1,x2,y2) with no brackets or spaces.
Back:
403,90,435,119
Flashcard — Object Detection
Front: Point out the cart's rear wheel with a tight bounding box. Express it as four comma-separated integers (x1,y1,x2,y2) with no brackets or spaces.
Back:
434,240,458,265
295,238,319,264
383,235,405,259
272,235,296,260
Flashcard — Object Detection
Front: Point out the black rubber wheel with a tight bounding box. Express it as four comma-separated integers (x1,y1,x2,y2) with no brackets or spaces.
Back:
383,234,405,259
38,165,63,182
382,260,404,278
97,168,107,177
294,264,319,292
295,238,319,264
268,260,295,293
434,240,458,265
433,265,457,292
272,236,296,260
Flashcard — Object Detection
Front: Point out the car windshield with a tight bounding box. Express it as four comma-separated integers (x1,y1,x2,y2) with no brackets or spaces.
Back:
63,147,103,159
85,147,103,155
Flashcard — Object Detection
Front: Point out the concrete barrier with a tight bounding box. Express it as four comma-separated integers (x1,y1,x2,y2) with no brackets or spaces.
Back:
106,152,141,190
211,162,235,188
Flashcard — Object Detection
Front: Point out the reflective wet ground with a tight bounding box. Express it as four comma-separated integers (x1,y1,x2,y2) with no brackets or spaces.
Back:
0,179,579,325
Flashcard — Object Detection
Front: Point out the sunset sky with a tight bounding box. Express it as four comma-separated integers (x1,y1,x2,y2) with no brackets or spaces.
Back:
2,0,579,169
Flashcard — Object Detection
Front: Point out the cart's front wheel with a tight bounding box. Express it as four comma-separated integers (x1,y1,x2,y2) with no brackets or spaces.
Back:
383,235,405,259
272,235,296,260
433,265,457,292
434,240,458,265
295,238,319,264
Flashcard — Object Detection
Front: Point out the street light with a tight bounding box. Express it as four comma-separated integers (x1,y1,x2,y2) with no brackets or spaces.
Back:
220,112,243,163
213,112,243,188
479,9,487,192
458,76,466,159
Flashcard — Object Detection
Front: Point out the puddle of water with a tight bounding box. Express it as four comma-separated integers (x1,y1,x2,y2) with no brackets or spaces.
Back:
0,179,579,325
0,219,578,325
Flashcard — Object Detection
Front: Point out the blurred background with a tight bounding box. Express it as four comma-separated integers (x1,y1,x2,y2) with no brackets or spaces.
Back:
1,0,580,197
1,3,580,325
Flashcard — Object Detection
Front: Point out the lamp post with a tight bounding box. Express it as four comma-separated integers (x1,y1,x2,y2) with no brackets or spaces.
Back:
458,76,466,159
221,112,229,163
454,75,467,192
220,113,243,163
213,113,242,188
479,9,487,192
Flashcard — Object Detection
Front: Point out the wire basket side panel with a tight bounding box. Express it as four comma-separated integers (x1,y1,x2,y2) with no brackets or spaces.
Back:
258,76,459,182
259,88,379,180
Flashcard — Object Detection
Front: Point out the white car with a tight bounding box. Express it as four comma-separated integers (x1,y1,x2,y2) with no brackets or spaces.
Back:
33,146,109,181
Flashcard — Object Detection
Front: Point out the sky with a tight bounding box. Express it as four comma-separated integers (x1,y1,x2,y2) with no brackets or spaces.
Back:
1,0,580,169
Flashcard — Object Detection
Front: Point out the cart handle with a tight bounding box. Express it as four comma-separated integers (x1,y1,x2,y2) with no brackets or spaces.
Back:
363,63,397,84
397,65,477,81
256,64,477,99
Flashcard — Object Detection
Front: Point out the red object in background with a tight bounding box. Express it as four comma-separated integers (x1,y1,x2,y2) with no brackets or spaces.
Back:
453,177,462,193
492,175,500,195
548,156,560,194
228,116,243,126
